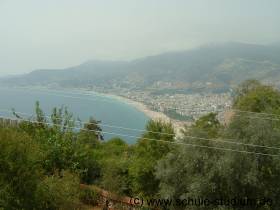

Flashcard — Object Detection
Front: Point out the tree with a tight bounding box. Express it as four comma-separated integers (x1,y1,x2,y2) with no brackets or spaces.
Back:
50,105,76,133
129,120,175,197
0,128,43,209
234,80,280,115
12,102,102,184
35,172,81,210
156,113,224,210
155,81,280,210
0,128,82,210
183,112,222,139
234,79,262,101
77,117,103,147
99,138,132,195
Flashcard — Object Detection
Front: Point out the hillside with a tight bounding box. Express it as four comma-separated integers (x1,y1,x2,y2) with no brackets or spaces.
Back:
2,42,280,92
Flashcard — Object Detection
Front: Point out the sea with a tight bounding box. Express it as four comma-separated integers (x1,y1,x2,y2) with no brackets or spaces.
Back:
0,87,149,144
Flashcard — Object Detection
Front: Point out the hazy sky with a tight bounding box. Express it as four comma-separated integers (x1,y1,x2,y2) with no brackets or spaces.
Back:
0,0,279,75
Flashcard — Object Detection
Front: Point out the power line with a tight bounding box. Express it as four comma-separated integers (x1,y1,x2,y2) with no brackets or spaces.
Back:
0,109,177,137
233,114,280,122
1,109,280,151
2,89,280,149
9,103,278,125
0,116,279,158
231,109,280,118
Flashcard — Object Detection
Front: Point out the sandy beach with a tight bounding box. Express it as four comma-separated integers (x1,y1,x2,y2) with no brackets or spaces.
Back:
93,92,188,136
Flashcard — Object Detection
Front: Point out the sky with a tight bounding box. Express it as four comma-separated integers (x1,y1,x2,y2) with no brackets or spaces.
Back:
0,0,279,75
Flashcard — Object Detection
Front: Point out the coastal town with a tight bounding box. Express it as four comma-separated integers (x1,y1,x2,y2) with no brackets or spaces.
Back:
121,91,232,121
89,85,233,124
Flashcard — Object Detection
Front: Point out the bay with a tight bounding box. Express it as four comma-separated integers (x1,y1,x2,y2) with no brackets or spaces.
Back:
0,87,149,144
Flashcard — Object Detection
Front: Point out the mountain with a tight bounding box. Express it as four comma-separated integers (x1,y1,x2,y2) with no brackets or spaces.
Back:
2,42,280,92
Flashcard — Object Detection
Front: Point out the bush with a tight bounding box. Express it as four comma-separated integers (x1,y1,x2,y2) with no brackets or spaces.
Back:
35,172,82,210
80,187,100,206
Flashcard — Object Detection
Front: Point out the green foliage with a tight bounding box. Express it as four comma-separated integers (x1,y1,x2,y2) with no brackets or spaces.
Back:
0,102,104,209
186,112,222,138
98,138,132,195
129,120,175,197
77,117,103,148
35,172,81,210
164,109,194,121
234,80,280,114
13,102,102,183
156,114,223,210
234,79,262,100
0,128,43,209
155,81,280,210
79,187,100,206
0,128,82,210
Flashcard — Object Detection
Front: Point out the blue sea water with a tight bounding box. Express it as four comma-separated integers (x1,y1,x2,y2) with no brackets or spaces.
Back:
0,87,149,144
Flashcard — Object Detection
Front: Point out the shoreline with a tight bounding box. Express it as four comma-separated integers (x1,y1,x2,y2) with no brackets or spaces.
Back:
6,86,187,136
91,92,188,136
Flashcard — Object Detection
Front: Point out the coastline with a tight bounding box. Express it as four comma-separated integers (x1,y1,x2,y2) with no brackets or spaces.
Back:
9,86,187,136
93,92,188,136
56,88,189,136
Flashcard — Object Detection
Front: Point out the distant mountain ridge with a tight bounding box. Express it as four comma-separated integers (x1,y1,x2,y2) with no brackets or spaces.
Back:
1,42,280,91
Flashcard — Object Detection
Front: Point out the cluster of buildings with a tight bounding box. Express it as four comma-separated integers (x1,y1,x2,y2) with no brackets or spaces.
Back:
118,90,232,122
89,85,233,123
